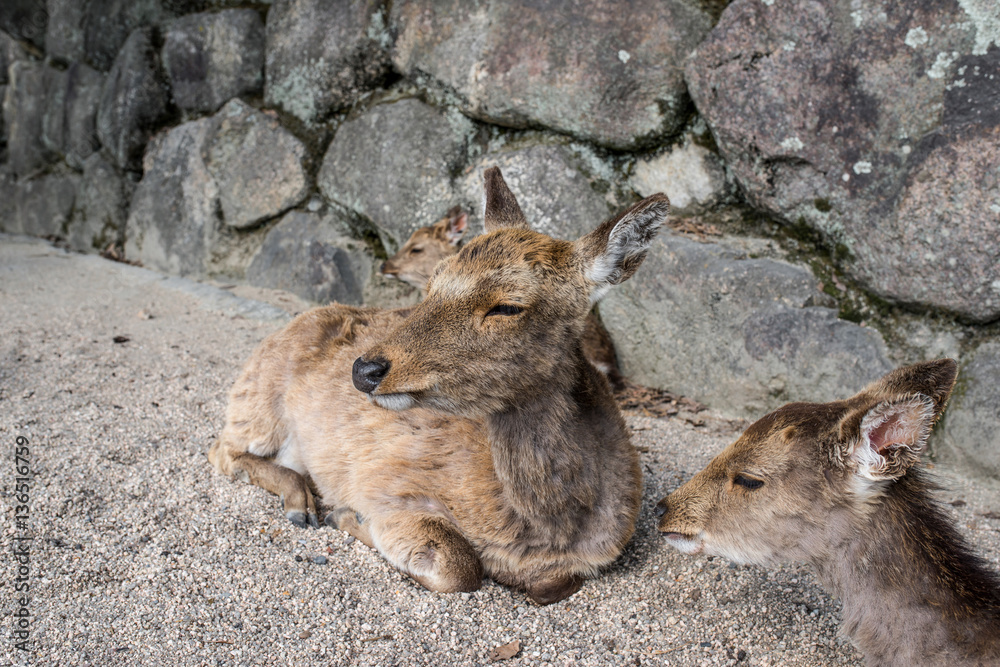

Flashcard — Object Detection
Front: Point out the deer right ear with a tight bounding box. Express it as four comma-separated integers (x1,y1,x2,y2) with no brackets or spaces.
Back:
447,209,468,246
482,167,529,232
841,396,936,481
576,193,670,302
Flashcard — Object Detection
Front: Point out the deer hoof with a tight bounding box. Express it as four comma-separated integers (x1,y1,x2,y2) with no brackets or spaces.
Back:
287,510,318,529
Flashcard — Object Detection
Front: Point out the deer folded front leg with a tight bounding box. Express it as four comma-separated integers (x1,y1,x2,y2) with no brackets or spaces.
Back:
228,451,319,529
369,515,483,594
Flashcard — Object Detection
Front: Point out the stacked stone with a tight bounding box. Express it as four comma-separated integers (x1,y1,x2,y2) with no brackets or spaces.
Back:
0,0,996,477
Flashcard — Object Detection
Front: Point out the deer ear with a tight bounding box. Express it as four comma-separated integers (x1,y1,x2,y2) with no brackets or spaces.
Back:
576,193,670,302
482,167,529,232
843,396,936,481
447,209,468,246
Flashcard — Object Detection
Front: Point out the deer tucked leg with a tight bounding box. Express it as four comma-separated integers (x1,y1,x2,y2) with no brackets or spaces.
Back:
325,507,375,549
211,443,319,529
366,514,483,593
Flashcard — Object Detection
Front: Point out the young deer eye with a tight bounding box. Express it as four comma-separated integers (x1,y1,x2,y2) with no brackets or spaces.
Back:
486,304,524,317
408,247,423,254
734,474,764,490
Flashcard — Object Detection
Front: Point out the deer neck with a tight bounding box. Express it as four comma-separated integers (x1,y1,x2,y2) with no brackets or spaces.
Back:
485,351,628,525
813,472,1000,663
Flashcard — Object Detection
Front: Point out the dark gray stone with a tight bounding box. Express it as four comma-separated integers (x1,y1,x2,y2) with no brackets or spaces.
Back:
318,97,474,252
0,0,48,49
391,0,712,150
203,99,309,229
68,153,133,252
938,341,1000,481
3,61,53,177
163,9,264,113
1,30,28,85
41,61,104,169
247,210,374,305
80,0,199,72
97,27,171,171
124,118,219,276
9,172,80,237
456,141,614,241
265,0,391,123
686,0,1000,322
45,0,87,63
600,232,892,417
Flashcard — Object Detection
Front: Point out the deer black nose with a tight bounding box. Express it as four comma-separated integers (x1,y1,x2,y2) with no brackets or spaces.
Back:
654,498,669,518
353,357,390,393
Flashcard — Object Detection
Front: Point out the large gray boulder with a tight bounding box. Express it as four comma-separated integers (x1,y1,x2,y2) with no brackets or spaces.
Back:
3,61,52,177
601,232,893,417
265,0,391,124
456,141,614,241
938,341,1000,481
318,97,474,252
630,130,733,216
41,62,105,169
203,99,309,229
162,9,265,113
686,0,1000,322
391,0,713,150
247,210,374,305
125,118,219,276
0,0,47,48
97,27,171,171
8,172,79,237
68,153,134,252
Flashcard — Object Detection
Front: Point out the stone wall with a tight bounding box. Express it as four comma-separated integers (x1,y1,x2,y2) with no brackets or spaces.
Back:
2,0,998,478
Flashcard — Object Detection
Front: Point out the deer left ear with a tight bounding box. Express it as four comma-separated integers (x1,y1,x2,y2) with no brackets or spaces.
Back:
576,193,670,302
482,167,529,232
844,396,936,481
446,209,468,245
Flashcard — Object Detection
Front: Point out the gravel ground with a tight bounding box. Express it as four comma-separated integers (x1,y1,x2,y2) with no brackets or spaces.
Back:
3,234,999,666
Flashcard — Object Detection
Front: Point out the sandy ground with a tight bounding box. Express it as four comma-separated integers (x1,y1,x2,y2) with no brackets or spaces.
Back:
2,234,999,667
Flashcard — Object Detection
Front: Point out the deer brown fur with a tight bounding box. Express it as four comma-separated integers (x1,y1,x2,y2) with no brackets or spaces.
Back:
379,205,624,386
210,168,669,604
656,359,1000,665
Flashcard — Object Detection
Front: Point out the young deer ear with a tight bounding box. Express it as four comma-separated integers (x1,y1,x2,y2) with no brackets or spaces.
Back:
576,193,670,302
843,395,936,481
864,358,958,417
482,167,529,232
447,209,468,246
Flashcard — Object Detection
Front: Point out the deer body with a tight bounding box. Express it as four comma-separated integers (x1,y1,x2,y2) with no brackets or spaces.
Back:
211,169,668,603
656,360,1000,665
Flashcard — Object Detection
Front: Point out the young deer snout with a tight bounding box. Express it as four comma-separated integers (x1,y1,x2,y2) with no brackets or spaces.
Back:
351,357,390,394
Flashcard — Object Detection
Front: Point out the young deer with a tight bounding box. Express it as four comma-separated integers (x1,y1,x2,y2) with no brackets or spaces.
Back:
656,359,1000,666
210,168,669,604
379,206,624,386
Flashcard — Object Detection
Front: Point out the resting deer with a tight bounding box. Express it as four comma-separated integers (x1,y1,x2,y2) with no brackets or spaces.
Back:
380,206,623,386
656,359,1000,666
210,168,669,604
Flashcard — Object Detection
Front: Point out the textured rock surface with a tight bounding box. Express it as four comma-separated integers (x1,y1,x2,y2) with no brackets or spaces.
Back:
600,233,892,417
8,172,80,237
265,0,391,123
631,135,731,215
125,118,219,276
163,9,265,113
247,210,373,305
68,154,134,252
203,99,309,229
456,141,614,240
318,97,474,252
938,341,1000,480
686,0,1000,322
391,0,712,150
41,62,105,169
97,27,171,171
0,0,48,48
0,30,27,84
3,61,52,177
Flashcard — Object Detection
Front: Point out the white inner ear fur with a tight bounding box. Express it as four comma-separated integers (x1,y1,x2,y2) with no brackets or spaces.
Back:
850,395,934,481
585,209,661,302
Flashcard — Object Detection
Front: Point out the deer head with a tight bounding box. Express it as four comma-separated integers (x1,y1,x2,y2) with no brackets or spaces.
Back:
656,359,958,566
380,206,469,289
352,167,669,417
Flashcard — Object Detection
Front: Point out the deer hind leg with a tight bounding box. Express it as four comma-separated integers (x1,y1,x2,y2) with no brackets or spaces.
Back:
366,514,483,593
210,441,319,529
325,507,375,549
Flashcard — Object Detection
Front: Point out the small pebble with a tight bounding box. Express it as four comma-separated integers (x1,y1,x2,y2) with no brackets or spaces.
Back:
312,556,328,565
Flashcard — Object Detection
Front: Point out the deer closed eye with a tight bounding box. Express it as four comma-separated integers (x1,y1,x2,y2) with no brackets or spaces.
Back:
486,304,524,317
408,247,424,254
733,474,764,490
